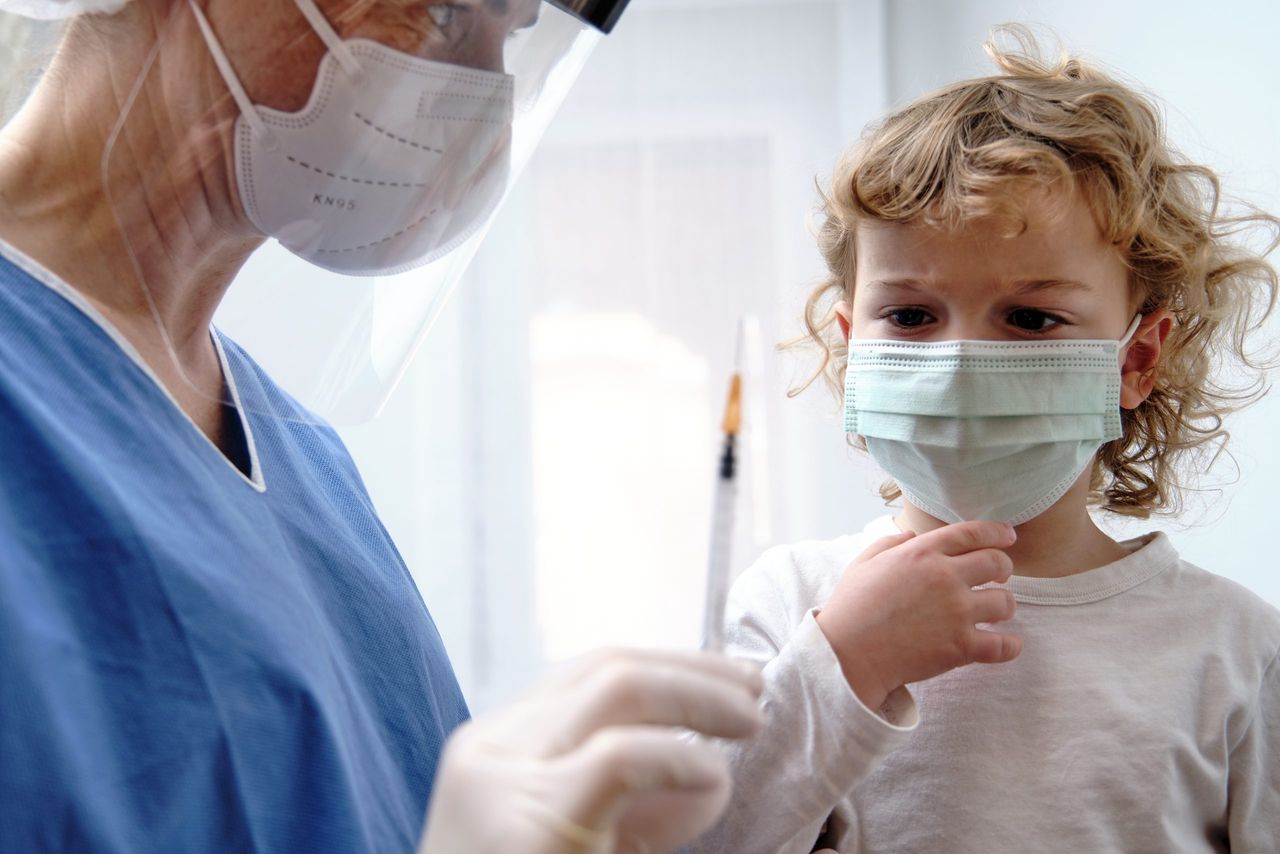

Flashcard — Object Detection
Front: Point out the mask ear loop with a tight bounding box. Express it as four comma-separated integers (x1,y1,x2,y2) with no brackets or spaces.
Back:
187,0,364,151
1117,312,1144,366
290,0,364,79
1120,313,1143,346
187,0,280,150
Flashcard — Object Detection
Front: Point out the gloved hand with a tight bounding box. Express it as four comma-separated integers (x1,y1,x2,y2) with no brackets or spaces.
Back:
418,648,764,854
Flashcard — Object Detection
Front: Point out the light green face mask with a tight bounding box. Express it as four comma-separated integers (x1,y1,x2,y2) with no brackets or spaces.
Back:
844,316,1141,525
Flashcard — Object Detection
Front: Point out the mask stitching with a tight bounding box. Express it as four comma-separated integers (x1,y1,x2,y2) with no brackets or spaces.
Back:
850,358,1117,369
285,155,429,188
413,90,519,105
310,208,440,255
256,55,340,131
1008,448,1101,524
351,113,448,153
853,413,1113,434
237,122,260,228
416,113,511,125
851,339,1120,351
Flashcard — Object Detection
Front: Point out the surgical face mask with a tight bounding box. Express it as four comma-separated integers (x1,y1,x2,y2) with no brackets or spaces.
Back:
189,0,514,276
843,316,1142,525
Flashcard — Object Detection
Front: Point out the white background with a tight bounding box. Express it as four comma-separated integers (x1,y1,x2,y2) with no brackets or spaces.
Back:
335,0,1280,712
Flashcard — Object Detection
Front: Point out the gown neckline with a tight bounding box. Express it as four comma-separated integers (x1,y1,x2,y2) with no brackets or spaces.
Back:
0,237,267,492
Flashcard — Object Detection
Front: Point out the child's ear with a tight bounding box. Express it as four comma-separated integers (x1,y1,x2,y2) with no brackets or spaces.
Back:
835,300,853,342
1120,309,1173,409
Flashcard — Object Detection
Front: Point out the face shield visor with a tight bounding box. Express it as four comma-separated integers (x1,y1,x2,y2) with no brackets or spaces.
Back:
0,0,625,424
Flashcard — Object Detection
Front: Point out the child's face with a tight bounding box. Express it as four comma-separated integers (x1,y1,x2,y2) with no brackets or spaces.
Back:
841,189,1135,344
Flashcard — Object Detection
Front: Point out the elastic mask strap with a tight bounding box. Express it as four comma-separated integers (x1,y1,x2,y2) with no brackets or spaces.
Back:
187,0,277,148
1120,313,1143,346
290,0,363,77
1116,312,1146,368
187,0,362,148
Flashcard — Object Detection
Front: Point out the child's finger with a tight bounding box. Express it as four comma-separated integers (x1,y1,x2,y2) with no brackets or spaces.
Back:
969,587,1016,624
952,547,1015,587
966,628,1023,664
919,521,1016,556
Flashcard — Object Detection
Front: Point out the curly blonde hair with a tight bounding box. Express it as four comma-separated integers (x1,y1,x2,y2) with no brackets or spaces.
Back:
792,25,1279,518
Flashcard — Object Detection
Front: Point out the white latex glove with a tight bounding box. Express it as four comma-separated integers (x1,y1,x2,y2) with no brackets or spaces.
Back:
418,648,764,854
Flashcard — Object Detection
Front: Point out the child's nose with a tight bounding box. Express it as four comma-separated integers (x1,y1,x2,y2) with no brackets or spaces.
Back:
944,317,1008,342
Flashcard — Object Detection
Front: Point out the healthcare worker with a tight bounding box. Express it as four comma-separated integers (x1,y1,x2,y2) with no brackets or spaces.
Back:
0,0,764,851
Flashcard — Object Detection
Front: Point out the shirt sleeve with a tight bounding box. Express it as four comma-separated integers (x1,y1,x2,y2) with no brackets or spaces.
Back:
680,547,919,854
1227,648,1280,851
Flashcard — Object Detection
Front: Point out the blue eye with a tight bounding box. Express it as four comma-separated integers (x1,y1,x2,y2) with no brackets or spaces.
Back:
885,308,932,328
1008,308,1063,332
427,4,460,29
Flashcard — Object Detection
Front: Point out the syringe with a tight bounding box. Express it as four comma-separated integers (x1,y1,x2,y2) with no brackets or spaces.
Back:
701,335,743,653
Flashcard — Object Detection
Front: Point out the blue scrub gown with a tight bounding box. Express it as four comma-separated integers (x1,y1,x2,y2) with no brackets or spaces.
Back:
0,246,469,852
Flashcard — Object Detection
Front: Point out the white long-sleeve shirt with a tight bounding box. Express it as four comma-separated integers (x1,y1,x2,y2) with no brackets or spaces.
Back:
683,515,1280,853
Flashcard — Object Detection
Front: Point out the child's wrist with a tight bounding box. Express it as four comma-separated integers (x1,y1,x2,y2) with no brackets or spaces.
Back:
844,662,894,714
815,610,895,712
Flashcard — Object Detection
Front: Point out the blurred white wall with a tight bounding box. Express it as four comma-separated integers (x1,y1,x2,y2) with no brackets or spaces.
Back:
338,0,1280,712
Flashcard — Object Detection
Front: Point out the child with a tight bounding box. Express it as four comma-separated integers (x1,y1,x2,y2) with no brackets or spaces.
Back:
684,27,1279,853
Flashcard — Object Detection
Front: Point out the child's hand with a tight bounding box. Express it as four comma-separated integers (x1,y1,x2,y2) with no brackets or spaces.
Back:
815,521,1021,712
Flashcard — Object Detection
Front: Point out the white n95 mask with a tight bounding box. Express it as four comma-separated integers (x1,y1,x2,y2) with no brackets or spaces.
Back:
844,316,1142,525
189,0,514,276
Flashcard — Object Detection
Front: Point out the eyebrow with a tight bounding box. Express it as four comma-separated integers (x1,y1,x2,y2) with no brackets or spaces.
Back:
863,278,1094,294
864,278,927,293
1011,278,1094,295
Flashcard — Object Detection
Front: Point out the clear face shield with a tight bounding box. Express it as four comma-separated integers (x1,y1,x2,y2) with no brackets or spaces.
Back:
0,0,624,423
